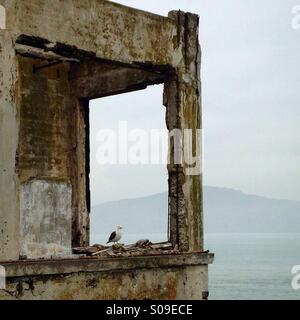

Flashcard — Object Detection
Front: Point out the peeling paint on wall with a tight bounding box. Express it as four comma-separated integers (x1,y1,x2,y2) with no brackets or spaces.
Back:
20,179,72,259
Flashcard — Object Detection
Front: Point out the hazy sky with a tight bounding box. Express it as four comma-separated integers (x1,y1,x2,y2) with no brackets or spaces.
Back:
90,0,300,205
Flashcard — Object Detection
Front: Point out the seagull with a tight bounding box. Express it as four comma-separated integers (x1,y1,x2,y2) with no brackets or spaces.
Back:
107,225,123,244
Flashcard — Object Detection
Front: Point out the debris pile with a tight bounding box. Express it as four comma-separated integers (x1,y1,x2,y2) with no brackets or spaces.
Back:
73,239,180,258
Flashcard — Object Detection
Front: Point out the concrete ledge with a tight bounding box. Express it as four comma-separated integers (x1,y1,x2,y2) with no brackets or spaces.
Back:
1,252,214,278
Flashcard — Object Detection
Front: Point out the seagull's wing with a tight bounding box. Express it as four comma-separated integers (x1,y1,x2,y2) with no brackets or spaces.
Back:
107,231,116,243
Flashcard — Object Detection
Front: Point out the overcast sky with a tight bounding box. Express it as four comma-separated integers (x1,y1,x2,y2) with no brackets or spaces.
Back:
90,0,300,205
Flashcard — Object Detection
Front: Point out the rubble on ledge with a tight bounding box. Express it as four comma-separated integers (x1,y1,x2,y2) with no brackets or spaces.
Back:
73,239,180,258
73,239,210,259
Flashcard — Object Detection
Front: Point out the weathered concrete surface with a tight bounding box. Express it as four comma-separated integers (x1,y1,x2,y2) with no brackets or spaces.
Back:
17,56,73,180
165,12,203,252
3,0,181,68
16,54,89,252
17,54,90,249
0,0,212,300
0,31,20,261
20,179,72,259
0,253,213,300
70,60,166,99
1,2,204,256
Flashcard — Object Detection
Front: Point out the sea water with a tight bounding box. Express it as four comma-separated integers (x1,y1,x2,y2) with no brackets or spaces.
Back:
206,233,300,300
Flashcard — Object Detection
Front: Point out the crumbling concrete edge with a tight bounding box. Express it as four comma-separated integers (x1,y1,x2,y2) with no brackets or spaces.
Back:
1,252,214,278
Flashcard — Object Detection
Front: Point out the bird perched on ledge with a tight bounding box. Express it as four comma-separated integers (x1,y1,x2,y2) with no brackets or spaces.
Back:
107,225,123,244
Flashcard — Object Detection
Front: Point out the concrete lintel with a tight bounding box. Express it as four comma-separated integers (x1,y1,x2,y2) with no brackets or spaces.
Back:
2,252,214,278
6,0,180,67
71,61,166,100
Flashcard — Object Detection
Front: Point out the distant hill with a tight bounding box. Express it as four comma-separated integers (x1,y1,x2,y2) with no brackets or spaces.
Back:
204,186,300,233
91,192,168,236
90,186,300,235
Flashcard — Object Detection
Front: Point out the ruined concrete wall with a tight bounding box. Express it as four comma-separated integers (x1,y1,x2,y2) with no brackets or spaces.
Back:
5,0,180,68
16,56,78,258
1,0,205,261
0,31,20,261
0,50,90,260
0,265,207,300
0,253,212,300
17,56,74,180
0,0,212,301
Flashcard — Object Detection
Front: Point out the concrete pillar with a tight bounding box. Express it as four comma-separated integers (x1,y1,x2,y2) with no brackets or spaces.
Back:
166,11,203,252
0,31,20,261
